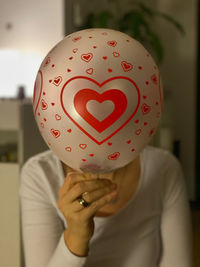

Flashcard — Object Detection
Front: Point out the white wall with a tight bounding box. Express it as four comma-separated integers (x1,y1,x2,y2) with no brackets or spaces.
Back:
0,0,64,97
156,0,197,199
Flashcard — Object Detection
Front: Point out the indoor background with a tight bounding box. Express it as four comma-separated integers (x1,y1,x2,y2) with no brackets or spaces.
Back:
0,0,199,266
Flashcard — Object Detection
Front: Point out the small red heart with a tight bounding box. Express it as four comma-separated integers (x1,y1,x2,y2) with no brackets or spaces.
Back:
89,154,94,157
108,68,112,72
108,152,120,160
82,159,87,162
67,129,72,133
43,118,47,122
131,148,135,152
107,40,117,47
145,81,149,85
93,46,97,49
41,99,48,110
44,57,50,66
51,102,55,106
55,114,61,120
151,74,157,84
40,122,44,128
135,129,141,135
127,140,131,144
49,80,52,83
134,119,139,124
51,129,60,138
73,48,78,53
121,61,133,72
73,36,81,42
141,103,151,115
86,68,94,75
108,142,112,146
67,69,71,72
149,128,155,136
81,53,93,62
53,76,62,86
69,56,73,60
65,146,72,152
144,122,148,126
143,95,147,99
79,144,87,149
113,52,120,57
103,56,107,60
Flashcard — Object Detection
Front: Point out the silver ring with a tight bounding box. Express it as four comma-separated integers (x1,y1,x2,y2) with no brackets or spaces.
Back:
77,195,89,207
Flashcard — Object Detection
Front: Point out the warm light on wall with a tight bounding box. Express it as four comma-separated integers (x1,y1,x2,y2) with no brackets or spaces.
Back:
0,49,43,98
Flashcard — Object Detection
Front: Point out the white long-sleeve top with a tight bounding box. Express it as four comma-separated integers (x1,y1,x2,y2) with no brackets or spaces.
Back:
19,145,193,267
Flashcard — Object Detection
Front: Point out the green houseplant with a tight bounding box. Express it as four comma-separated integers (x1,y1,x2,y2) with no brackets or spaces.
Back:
73,0,184,64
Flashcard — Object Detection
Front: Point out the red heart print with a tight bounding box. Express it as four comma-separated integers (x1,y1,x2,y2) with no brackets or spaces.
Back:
89,154,94,157
121,61,133,72
108,152,120,160
86,68,94,75
79,144,87,149
40,122,44,128
107,41,117,47
135,129,141,135
81,53,93,62
151,74,157,84
51,129,60,138
73,48,78,53
127,140,131,144
141,103,151,115
74,88,127,133
149,128,155,136
65,146,72,152
53,76,62,86
113,52,120,57
103,56,108,60
61,76,141,145
67,129,72,133
55,114,61,120
73,36,81,42
41,99,48,110
44,57,50,67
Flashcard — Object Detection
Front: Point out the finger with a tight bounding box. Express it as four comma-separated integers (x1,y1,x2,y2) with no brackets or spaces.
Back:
81,184,117,204
79,190,118,219
66,179,113,203
58,172,84,199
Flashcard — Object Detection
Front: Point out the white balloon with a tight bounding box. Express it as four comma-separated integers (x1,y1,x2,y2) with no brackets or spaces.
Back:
33,28,163,174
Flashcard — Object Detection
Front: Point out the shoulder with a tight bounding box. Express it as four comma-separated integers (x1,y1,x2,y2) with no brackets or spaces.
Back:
20,150,63,198
142,145,182,174
143,146,187,207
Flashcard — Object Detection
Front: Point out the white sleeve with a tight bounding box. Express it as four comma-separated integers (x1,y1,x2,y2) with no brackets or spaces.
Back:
19,159,87,267
159,155,194,267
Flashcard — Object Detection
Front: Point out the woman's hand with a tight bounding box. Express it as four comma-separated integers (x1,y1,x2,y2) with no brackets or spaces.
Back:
57,172,118,256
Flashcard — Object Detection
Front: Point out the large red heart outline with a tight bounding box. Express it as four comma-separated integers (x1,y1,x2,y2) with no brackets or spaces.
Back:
60,76,141,145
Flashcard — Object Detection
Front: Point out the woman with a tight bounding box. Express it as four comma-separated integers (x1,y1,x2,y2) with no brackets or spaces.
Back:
19,145,193,267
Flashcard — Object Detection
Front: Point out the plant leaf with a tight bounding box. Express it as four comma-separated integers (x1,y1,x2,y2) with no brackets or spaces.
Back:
155,12,185,36
148,31,164,64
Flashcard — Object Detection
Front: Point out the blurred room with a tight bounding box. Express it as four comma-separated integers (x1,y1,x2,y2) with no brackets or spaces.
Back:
0,0,199,266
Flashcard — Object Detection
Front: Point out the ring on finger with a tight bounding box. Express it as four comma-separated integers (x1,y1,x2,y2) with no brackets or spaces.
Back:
77,192,90,208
